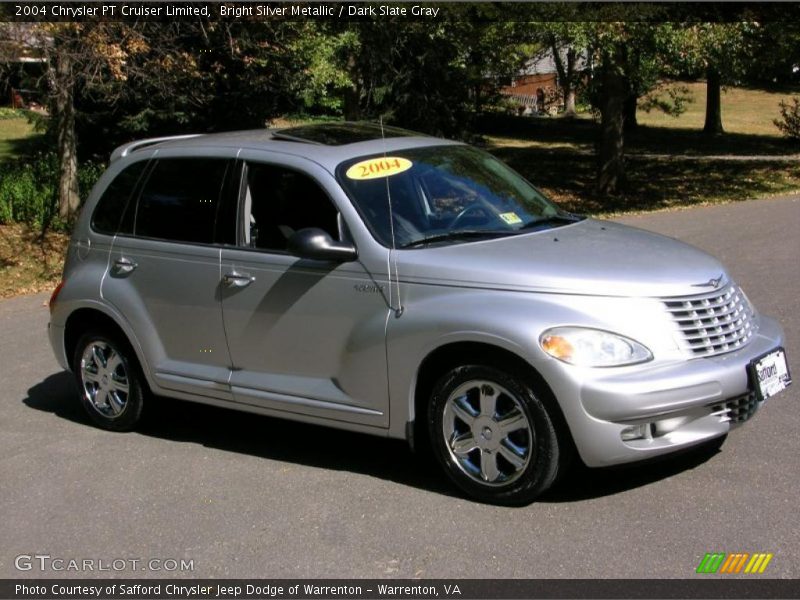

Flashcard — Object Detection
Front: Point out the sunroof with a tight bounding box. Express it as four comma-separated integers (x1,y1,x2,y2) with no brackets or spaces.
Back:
273,122,422,146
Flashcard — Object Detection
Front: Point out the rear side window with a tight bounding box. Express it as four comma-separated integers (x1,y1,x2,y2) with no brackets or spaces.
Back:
135,158,230,244
91,161,148,235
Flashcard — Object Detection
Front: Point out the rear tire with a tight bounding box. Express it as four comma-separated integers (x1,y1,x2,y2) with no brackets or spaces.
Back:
428,365,562,505
72,330,146,431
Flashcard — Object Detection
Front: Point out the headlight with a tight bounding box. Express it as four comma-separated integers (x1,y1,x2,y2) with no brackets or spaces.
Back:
540,327,652,367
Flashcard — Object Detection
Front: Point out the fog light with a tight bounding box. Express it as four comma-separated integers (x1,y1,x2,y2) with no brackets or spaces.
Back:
621,423,654,442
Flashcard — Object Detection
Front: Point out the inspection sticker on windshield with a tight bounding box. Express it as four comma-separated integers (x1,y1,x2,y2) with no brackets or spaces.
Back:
499,212,523,225
346,157,413,180
749,348,791,401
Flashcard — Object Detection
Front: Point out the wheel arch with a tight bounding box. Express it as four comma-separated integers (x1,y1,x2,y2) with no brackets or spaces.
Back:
410,341,577,458
63,307,152,389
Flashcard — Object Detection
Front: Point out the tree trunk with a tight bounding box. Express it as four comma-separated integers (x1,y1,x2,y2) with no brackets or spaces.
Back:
597,63,627,196
473,83,482,114
551,38,577,117
53,52,80,222
704,66,724,135
564,89,576,116
342,52,361,121
623,93,638,131
563,47,577,116
343,85,360,121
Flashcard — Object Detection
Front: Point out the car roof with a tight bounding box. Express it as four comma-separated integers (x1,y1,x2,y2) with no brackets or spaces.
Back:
111,121,463,171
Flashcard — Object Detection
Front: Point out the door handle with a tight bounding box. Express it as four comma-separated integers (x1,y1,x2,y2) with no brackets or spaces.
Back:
223,271,255,288
113,257,137,274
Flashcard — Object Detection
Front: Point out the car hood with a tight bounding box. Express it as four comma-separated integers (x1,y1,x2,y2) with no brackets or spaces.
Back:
396,219,729,297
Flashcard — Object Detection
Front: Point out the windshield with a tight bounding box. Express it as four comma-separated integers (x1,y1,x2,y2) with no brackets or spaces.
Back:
336,145,575,248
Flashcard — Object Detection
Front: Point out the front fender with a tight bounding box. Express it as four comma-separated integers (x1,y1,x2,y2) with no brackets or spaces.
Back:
385,284,590,439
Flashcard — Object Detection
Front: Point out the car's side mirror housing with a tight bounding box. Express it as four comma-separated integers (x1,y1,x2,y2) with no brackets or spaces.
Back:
287,228,358,262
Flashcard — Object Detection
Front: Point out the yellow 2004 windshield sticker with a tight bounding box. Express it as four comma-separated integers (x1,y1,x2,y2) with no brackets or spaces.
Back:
499,212,523,225
346,157,413,180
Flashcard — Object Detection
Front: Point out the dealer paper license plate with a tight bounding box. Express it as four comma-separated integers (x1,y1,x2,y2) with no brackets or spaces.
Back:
750,348,792,401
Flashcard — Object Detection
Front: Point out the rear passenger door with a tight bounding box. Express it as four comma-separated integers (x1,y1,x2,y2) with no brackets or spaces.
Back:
102,153,237,401
219,153,390,428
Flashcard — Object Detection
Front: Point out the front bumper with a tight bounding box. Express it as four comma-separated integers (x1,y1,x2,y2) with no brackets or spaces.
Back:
547,315,787,467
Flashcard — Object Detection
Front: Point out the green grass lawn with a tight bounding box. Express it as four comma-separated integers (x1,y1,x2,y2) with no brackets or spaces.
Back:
0,115,42,161
637,81,791,136
482,82,800,215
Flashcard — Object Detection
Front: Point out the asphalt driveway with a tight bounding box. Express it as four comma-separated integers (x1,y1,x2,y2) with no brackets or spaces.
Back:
1,195,798,579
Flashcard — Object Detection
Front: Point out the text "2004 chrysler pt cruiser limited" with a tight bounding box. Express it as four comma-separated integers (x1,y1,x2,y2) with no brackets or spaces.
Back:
48,123,792,504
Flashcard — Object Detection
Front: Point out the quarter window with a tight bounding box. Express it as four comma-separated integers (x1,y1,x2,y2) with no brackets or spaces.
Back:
135,158,231,244
91,160,148,235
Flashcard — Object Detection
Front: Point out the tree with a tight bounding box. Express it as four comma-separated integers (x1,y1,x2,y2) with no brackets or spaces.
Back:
555,45,579,116
328,22,463,135
332,15,528,137
542,24,587,117
39,25,147,220
678,23,754,136
744,21,800,86
291,24,360,118
456,18,532,115
584,23,664,195
594,40,630,194
579,21,689,196
76,21,313,150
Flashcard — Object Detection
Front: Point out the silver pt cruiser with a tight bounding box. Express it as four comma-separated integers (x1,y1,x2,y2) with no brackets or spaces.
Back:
48,123,792,504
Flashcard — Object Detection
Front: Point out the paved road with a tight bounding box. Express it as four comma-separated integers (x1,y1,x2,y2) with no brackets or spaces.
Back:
1,196,798,579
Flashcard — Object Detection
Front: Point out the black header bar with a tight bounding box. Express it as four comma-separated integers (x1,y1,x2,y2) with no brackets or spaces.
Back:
3,2,800,22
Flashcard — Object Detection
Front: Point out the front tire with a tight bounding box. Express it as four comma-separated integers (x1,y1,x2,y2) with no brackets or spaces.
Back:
72,330,145,431
428,365,563,505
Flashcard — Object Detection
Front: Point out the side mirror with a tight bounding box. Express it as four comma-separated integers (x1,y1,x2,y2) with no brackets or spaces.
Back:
287,228,358,263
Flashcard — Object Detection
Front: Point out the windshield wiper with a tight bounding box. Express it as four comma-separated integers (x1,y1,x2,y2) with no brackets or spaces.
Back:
519,213,584,231
401,230,516,249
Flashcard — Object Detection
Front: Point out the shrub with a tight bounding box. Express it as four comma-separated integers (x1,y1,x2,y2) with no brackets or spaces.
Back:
0,153,103,230
774,97,800,141
24,110,50,133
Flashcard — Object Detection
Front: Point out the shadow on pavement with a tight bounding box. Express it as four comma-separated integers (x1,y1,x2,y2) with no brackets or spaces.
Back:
24,371,724,505
23,371,85,422
23,372,456,499
542,438,724,502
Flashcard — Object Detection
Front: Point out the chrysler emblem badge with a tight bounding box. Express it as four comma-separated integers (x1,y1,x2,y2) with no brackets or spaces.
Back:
692,274,724,289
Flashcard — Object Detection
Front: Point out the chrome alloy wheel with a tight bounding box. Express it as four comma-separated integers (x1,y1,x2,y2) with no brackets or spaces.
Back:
80,341,130,418
442,379,533,486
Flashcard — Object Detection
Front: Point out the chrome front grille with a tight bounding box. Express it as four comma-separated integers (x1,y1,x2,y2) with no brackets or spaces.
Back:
663,284,755,357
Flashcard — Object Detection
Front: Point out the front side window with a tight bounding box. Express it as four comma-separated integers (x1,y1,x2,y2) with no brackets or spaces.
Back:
135,158,231,244
337,145,578,248
241,163,339,252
